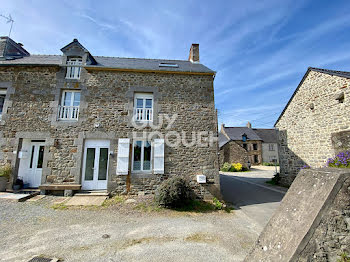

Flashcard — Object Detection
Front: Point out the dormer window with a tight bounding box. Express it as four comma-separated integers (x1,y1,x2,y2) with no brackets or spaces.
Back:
66,58,82,79
242,133,247,142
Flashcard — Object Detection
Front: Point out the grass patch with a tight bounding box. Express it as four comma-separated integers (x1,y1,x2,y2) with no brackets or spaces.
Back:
174,199,233,213
102,195,125,207
51,203,68,210
185,232,217,243
134,202,163,212
266,180,278,186
338,252,350,262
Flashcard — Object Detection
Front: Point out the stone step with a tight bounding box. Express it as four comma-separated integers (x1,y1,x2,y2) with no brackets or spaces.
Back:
75,190,109,197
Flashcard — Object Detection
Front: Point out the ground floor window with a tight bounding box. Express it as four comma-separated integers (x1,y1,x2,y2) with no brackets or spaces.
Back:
133,140,152,171
254,155,259,163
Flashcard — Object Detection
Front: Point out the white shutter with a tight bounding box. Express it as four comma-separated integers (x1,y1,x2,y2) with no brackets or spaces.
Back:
116,138,130,175
153,139,164,174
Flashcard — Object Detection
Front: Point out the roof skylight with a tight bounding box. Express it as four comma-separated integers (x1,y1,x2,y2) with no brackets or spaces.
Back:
159,62,179,68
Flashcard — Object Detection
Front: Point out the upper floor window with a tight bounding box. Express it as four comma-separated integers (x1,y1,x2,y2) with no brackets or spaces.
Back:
253,143,258,150
269,144,275,151
242,143,247,150
57,90,81,121
134,93,153,122
66,58,82,79
0,89,6,121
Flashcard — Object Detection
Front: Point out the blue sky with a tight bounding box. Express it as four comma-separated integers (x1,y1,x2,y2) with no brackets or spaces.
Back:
0,0,349,128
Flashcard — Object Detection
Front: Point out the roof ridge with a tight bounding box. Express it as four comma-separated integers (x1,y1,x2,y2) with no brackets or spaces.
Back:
94,55,193,62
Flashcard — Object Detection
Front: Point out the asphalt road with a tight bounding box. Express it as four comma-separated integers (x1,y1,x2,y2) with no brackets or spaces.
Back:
221,168,286,228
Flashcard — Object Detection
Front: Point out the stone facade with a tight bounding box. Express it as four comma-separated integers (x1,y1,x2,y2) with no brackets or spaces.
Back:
275,68,350,187
219,140,249,167
0,38,220,199
296,173,350,262
245,168,350,262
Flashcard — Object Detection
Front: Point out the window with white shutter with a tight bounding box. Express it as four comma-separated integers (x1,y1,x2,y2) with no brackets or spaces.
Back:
153,139,164,174
116,138,130,175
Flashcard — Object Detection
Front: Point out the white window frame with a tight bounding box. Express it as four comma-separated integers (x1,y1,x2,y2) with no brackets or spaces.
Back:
133,93,153,122
269,144,275,151
66,58,82,79
57,90,81,121
132,140,153,173
0,89,6,121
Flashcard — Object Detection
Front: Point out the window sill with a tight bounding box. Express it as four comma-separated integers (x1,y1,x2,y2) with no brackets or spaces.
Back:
131,171,154,178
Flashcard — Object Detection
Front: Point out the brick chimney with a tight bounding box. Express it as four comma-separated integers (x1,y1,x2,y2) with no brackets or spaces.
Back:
188,43,199,63
247,121,252,128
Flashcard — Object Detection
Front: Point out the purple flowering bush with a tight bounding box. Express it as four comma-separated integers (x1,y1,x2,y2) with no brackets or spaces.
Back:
326,151,350,168
301,165,311,170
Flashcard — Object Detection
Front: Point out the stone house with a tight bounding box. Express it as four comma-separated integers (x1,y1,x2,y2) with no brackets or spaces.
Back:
275,67,350,186
218,122,278,167
0,36,220,199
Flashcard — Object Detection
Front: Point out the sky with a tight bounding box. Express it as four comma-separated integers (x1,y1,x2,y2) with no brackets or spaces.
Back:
0,0,349,128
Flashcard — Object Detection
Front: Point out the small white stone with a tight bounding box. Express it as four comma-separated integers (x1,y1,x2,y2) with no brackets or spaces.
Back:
277,244,281,249
263,246,268,251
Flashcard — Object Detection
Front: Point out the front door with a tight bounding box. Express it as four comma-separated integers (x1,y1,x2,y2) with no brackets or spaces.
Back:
20,141,45,188
82,140,110,190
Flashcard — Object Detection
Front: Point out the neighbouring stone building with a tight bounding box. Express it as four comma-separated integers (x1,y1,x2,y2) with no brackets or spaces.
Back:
218,122,278,167
275,67,350,187
0,36,220,198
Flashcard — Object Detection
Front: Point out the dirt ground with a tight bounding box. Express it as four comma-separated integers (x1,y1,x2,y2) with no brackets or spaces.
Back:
0,195,262,262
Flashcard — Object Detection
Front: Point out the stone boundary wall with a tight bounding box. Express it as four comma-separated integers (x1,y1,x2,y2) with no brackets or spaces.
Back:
276,70,350,187
245,168,350,262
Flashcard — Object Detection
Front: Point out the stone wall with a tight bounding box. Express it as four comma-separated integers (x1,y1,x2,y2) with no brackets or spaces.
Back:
245,168,350,262
219,141,249,168
235,140,262,164
275,70,350,186
0,65,220,198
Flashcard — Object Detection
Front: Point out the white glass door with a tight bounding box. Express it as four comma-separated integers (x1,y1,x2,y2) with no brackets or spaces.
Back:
82,140,110,190
28,142,45,188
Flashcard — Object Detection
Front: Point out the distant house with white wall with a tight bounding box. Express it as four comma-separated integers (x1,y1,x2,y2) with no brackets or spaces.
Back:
219,122,279,167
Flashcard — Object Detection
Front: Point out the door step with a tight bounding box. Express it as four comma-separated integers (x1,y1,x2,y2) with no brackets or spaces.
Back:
75,190,109,197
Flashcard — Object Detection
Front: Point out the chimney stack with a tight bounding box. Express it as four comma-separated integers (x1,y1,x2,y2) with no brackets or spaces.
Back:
220,123,225,132
188,43,199,63
247,122,252,128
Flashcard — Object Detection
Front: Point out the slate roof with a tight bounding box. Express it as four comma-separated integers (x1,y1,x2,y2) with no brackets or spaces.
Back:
253,129,277,143
0,55,214,74
218,133,230,148
275,67,350,126
219,127,278,148
223,127,262,141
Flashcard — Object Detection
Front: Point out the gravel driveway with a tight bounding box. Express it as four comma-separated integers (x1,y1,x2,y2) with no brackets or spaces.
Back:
0,196,261,262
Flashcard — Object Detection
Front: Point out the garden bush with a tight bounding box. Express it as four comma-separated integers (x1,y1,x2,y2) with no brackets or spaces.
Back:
327,151,350,168
0,164,11,179
155,176,194,208
232,163,242,171
221,162,231,172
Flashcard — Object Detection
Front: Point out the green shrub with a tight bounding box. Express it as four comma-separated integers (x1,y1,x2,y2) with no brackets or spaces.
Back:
229,165,236,172
337,252,350,262
221,162,232,172
242,166,249,171
155,176,194,208
213,197,224,210
0,164,11,180
262,162,279,166
266,173,281,185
